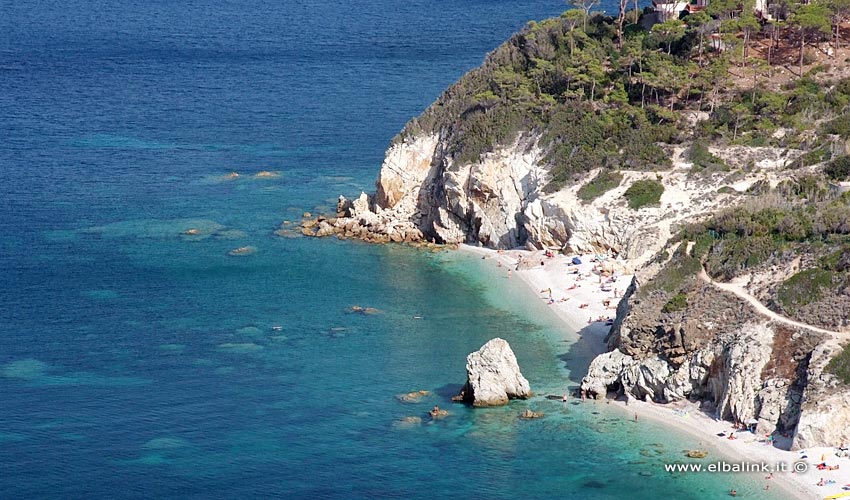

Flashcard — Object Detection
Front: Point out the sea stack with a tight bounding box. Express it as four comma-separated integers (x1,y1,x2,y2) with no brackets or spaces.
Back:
458,338,532,407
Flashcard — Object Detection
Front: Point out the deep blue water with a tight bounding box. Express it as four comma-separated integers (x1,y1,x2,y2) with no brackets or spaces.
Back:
1,1,791,498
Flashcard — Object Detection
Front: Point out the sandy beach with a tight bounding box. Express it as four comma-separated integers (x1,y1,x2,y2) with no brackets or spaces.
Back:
462,244,850,500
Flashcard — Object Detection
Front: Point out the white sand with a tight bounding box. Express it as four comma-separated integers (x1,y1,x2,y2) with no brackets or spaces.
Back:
461,245,849,500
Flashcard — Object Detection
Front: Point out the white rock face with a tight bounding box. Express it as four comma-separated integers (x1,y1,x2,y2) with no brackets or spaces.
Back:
715,322,775,423
581,349,636,398
340,134,799,269
582,322,792,428
793,344,850,450
461,338,532,407
370,134,547,248
375,134,441,210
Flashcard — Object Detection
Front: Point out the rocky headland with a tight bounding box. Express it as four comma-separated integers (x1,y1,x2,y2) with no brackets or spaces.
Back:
305,10,850,456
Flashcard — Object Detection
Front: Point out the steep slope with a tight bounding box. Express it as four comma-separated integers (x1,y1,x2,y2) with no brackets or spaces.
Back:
301,11,850,447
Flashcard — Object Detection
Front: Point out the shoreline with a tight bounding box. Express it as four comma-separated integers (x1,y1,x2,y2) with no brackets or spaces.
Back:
459,244,845,500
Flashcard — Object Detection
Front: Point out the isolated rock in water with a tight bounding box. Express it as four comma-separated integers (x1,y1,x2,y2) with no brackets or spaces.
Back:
227,246,256,256
393,416,422,429
520,409,544,419
396,390,431,403
348,305,380,315
429,407,449,419
459,338,532,407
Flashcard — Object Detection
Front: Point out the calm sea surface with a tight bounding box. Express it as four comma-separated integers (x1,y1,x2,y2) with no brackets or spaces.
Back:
1,1,790,498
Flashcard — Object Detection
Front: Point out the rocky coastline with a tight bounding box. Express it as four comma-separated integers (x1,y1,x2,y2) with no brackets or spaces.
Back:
300,122,850,455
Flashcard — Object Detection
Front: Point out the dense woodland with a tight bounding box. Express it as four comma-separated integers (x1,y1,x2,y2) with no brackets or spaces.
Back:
399,0,850,190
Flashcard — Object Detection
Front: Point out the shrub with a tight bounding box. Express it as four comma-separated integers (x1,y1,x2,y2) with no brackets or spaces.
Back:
788,145,832,169
777,268,834,314
623,179,664,209
822,113,850,137
826,345,850,385
577,170,624,202
662,292,689,313
825,156,850,181
641,252,701,295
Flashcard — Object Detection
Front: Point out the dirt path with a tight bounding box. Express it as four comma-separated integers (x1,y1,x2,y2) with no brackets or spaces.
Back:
697,268,839,337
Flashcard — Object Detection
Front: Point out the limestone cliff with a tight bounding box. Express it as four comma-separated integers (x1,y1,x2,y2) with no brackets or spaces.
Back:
579,261,850,449
328,137,795,269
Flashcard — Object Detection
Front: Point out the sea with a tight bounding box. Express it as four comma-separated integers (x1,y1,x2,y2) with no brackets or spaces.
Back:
0,1,792,498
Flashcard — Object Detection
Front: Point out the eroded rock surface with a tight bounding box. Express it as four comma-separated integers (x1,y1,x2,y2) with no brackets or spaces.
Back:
459,338,532,407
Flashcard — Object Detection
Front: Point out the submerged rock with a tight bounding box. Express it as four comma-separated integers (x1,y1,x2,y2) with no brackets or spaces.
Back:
458,338,532,407
394,416,422,428
396,390,431,403
519,409,544,419
348,305,380,315
227,246,257,256
429,406,449,419
254,171,280,178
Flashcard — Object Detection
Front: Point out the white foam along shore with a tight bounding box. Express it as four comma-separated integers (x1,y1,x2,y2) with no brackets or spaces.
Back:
460,244,849,500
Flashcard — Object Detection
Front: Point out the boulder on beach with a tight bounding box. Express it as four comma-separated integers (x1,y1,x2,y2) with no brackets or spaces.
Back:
457,338,532,407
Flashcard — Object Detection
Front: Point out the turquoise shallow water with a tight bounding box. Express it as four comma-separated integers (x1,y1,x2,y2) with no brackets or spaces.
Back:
1,0,793,498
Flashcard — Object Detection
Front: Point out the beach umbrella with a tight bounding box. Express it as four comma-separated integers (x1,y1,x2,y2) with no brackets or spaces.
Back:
745,418,759,425
572,257,582,265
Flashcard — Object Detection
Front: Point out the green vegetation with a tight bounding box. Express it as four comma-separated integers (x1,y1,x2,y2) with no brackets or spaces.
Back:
688,140,728,173
641,250,702,296
825,155,850,181
577,170,623,202
396,3,850,193
788,144,833,170
777,268,834,314
678,174,847,266
826,345,850,385
823,112,850,137
623,179,664,209
700,77,850,146
662,292,689,313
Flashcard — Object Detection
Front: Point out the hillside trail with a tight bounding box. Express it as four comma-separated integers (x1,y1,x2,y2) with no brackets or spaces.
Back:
688,242,847,351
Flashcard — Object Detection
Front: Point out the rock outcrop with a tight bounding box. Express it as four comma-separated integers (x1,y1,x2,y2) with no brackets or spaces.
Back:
459,338,532,407
312,129,797,269
792,344,850,450
579,271,841,446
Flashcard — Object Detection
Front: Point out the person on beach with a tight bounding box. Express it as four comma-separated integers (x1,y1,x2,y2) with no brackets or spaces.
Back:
634,413,638,422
